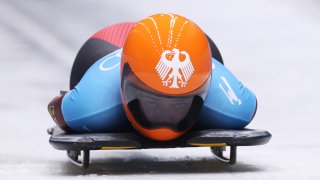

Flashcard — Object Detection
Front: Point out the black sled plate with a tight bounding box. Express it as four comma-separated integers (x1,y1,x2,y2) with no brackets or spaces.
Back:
48,126,271,168
48,126,271,150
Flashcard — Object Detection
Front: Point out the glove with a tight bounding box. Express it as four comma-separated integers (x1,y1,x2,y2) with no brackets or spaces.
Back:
47,91,71,132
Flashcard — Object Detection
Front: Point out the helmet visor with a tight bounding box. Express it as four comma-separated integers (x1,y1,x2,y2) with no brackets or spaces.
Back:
121,64,210,132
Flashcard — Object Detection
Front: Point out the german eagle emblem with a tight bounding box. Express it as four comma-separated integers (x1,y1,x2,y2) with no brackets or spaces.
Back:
155,48,195,88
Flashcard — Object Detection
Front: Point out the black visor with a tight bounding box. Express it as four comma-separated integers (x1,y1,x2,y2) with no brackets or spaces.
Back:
121,63,210,132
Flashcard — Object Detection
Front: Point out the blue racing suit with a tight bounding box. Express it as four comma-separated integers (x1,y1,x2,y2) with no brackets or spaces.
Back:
61,49,257,132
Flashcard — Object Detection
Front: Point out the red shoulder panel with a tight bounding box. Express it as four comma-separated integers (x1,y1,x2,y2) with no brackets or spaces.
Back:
91,22,135,48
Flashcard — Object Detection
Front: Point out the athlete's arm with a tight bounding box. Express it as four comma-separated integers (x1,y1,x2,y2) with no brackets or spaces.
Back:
48,22,135,132
48,50,130,133
195,59,257,130
64,49,131,133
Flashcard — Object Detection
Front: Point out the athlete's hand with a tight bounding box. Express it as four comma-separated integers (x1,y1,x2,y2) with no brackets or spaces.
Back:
47,91,71,132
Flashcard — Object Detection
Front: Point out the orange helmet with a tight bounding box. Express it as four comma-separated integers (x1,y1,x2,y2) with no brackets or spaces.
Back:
121,14,212,141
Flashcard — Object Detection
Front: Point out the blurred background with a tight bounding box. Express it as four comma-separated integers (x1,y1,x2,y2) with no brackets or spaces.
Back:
0,0,320,179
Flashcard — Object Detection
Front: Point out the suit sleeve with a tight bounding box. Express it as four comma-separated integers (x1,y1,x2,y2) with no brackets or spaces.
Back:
196,59,257,129
61,49,130,133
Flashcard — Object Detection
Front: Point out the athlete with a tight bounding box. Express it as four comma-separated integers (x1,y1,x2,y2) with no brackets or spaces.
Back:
48,14,257,141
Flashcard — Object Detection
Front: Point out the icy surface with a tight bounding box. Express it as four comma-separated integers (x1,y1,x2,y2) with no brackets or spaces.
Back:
0,0,320,179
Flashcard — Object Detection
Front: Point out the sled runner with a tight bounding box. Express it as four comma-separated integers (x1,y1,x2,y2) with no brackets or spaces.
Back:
47,126,271,169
